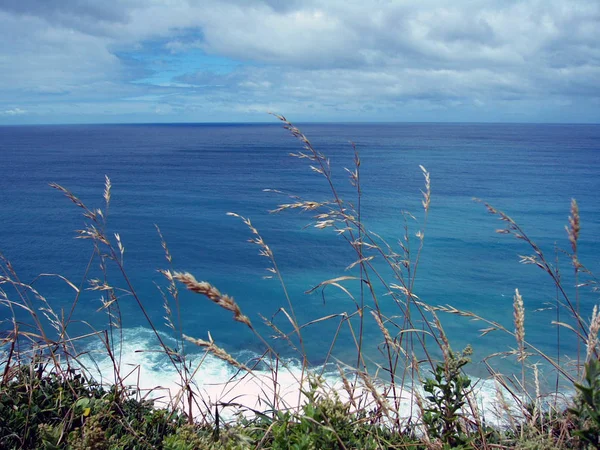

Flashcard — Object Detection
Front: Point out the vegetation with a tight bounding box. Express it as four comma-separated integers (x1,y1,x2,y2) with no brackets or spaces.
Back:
1,115,599,448
421,346,473,449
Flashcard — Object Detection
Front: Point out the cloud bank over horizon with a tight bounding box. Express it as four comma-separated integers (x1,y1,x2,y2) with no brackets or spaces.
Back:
1,0,599,124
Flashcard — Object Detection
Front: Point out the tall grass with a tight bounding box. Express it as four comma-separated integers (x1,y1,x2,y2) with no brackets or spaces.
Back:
0,116,598,449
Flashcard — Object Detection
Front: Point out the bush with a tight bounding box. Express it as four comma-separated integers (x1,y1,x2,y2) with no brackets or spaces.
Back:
0,366,186,449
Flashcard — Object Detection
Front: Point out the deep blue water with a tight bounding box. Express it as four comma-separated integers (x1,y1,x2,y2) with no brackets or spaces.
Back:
1,122,599,382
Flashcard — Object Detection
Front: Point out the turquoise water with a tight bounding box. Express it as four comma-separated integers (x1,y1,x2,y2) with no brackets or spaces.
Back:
1,122,599,387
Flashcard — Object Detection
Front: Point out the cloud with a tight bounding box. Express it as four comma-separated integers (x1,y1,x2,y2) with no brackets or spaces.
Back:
0,0,598,123
0,108,26,116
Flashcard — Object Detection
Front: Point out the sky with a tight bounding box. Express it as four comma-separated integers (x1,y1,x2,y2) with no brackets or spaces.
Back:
0,0,599,124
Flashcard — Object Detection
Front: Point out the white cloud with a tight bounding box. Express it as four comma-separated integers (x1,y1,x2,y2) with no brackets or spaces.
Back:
1,107,26,116
0,0,598,122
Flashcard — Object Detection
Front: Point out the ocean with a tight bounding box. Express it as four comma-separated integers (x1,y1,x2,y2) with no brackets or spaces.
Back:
1,122,599,408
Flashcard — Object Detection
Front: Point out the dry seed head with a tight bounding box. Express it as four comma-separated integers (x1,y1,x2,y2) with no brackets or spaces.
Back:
50,183,90,213
227,212,274,258
429,304,477,320
315,219,335,229
88,279,113,291
270,201,324,214
155,225,173,264
173,272,252,328
103,175,111,207
430,310,451,360
345,167,358,187
353,148,360,167
98,292,121,327
159,269,174,282
159,285,176,331
494,378,519,430
309,165,324,175
567,199,582,269
586,305,600,362
114,233,124,260
346,255,374,270
358,371,390,417
97,292,118,311
567,198,580,253
28,285,61,333
390,283,413,297
275,114,328,166
337,366,357,407
183,334,250,372
76,225,109,245
83,210,98,222
480,326,498,336
513,289,526,361
371,310,393,348
419,165,431,212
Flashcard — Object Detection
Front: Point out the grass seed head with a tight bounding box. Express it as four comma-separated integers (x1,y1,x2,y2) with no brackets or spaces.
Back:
586,305,600,362
174,272,252,329
513,289,526,361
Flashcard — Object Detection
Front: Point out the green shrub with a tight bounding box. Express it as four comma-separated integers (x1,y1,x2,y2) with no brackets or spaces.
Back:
422,346,473,449
0,365,187,449
569,359,600,448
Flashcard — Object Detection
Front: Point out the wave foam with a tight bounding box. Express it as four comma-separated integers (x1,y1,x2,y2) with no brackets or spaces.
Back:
76,327,557,426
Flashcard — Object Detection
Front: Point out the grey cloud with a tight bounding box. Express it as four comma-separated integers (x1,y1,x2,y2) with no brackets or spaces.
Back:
1,0,132,21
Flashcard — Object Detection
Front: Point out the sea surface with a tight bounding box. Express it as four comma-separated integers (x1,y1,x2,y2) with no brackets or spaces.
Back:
1,122,599,398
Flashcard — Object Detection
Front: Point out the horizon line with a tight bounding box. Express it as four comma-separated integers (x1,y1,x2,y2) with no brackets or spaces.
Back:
1,120,599,127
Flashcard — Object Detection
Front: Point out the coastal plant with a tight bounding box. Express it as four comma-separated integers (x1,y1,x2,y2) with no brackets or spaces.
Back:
569,358,600,448
0,366,100,449
258,116,599,448
480,198,593,379
421,346,473,449
2,364,195,449
267,114,440,408
250,376,421,450
162,424,205,450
